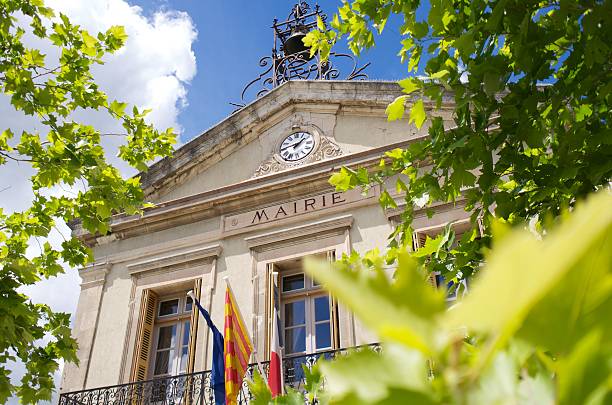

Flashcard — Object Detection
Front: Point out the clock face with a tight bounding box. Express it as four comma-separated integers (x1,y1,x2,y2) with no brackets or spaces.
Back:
279,131,315,161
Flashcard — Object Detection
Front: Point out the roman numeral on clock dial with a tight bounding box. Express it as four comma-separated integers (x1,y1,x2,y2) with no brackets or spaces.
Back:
279,131,315,162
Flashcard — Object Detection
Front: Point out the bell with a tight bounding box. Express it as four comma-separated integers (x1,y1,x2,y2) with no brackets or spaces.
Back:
283,28,311,58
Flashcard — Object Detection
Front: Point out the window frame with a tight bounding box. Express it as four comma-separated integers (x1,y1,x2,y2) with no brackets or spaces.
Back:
150,292,193,378
280,269,333,357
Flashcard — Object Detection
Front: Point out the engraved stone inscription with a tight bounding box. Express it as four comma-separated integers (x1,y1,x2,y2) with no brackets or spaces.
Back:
224,189,371,231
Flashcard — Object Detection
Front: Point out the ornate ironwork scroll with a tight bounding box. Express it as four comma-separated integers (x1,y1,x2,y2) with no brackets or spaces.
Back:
58,371,213,405
58,344,381,404
231,1,370,109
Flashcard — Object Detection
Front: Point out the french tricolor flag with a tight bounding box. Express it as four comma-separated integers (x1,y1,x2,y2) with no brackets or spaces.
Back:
268,272,283,396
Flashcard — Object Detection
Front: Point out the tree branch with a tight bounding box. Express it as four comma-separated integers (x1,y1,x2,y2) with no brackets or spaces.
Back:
0,150,33,163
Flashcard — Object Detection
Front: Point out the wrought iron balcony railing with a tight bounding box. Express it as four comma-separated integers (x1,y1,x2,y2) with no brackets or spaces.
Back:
58,344,380,405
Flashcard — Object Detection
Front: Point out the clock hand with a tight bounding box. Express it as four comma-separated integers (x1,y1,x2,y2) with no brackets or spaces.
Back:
281,138,306,152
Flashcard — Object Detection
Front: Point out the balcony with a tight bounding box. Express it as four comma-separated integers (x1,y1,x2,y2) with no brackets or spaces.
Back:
58,344,380,405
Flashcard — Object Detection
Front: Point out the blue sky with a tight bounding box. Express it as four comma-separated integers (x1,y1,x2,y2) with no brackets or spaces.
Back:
128,1,414,142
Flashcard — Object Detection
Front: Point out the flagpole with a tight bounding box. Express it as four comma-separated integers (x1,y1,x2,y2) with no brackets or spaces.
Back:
272,271,284,393
223,276,269,385
187,289,225,405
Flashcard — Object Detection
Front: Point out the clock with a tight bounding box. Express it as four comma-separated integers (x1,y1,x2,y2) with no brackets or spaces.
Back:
279,131,315,161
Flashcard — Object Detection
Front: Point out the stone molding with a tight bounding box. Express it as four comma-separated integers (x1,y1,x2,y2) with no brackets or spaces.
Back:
385,196,468,221
245,214,353,250
72,136,427,246
137,81,425,197
79,262,110,288
126,244,222,275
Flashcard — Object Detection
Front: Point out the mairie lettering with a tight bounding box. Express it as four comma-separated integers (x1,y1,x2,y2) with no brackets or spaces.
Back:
250,192,348,225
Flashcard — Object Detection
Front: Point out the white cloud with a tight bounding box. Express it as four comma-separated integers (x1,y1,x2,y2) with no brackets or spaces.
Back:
2,1,197,403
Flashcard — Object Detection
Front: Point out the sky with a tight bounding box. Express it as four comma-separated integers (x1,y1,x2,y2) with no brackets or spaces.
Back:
2,1,416,402
124,0,412,142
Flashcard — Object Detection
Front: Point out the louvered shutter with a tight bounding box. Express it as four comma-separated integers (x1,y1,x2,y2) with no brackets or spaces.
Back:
327,251,340,349
412,231,427,250
186,278,202,373
131,289,158,382
265,263,275,360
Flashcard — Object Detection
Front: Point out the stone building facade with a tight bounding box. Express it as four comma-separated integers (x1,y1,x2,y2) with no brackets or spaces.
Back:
59,80,470,400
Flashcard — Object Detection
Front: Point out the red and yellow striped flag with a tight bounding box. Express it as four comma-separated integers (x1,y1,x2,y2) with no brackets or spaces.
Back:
224,284,253,405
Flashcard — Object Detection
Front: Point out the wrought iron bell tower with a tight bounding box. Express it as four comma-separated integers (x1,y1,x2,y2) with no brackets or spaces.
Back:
232,1,370,109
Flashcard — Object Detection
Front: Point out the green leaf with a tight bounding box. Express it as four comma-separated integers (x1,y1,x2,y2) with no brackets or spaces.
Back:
557,331,612,405
408,99,426,129
385,96,406,121
398,77,420,95
467,352,520,404
304,252,446,355
80,30,97,56
379,189,398,209
450,169,476,188
329,167,357,191
483,72,501,96
302,362,325,403
485,0,507,31
447,192,612,361
108,25,127,42
317,15,326,31
454,31,475,58
385,148,404,160
430,69,449,80
575,104,593,122
109,100,127,116
411,234,444,258
319,344,434,404
247,371,272,405
412,22,429,39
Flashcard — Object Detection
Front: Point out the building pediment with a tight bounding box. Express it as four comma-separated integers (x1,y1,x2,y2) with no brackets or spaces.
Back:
139,80,413,202
69,80,457,243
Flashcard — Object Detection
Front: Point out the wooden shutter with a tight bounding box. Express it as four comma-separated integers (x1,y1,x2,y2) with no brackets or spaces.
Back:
131,289,158,382
326,251,340,349
477,216,485,237
412,231,427,251
264,263,276,360
186,278,202,373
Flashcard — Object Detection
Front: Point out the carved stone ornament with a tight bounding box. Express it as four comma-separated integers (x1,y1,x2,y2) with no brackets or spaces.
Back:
252,125,342,178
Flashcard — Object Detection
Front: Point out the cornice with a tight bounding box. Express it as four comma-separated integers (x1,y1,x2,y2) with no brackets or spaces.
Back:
126,244,222,275
245,214,354,250
73,135,428,246
138,81,455,200
79,261,110,288
385,198,469,221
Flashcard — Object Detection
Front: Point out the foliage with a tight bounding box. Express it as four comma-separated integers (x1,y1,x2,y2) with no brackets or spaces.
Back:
254,191,612,404
249,371,314,405
0,0,175,402
252,4,612,402
305,0,611,289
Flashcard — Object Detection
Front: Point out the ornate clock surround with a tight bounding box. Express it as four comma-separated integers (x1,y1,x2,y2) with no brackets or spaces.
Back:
252,124,342,178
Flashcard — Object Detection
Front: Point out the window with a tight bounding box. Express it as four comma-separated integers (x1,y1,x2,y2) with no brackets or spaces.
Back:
151,293,192,377
280,270,333,356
